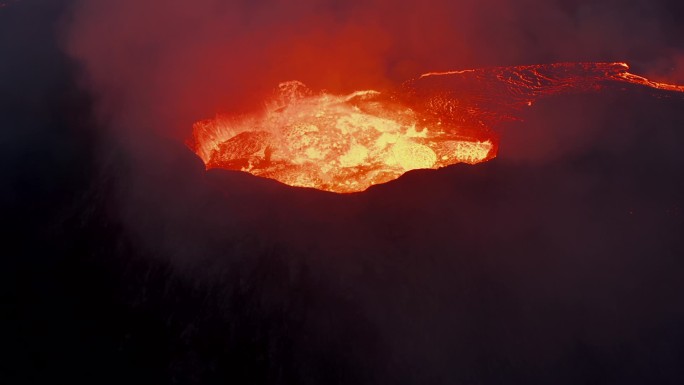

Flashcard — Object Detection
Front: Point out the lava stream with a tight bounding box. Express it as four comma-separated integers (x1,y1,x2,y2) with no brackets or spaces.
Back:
190,62,683,193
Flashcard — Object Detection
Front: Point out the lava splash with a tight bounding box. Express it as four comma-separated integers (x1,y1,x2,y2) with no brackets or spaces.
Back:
190,62,683,193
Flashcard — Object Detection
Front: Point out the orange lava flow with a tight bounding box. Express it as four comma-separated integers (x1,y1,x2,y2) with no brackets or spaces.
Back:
190,62,684,193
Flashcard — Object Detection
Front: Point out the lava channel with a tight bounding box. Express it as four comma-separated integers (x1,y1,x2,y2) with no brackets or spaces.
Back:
190,62,684,193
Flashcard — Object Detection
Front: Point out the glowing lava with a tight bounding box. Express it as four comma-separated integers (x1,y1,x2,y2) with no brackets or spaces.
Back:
190,62,683,193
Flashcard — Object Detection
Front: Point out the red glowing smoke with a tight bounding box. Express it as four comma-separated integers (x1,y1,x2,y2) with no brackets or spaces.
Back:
65,0,684,148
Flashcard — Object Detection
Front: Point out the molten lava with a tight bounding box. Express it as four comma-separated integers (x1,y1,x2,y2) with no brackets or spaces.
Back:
190,62,684,193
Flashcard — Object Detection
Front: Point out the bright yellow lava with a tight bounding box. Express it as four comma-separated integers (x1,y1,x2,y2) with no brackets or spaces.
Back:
192,81,495,193
190,62,683,193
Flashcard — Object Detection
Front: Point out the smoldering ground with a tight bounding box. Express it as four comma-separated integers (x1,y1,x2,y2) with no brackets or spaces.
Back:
3,0,684,384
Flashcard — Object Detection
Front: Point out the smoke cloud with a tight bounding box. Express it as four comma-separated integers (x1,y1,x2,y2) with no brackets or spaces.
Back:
65,0,684,141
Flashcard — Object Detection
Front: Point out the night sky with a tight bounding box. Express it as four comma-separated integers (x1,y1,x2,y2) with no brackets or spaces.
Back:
3,0,684,384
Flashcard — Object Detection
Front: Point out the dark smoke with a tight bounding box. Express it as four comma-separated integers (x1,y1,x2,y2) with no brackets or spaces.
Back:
3,0,684,384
